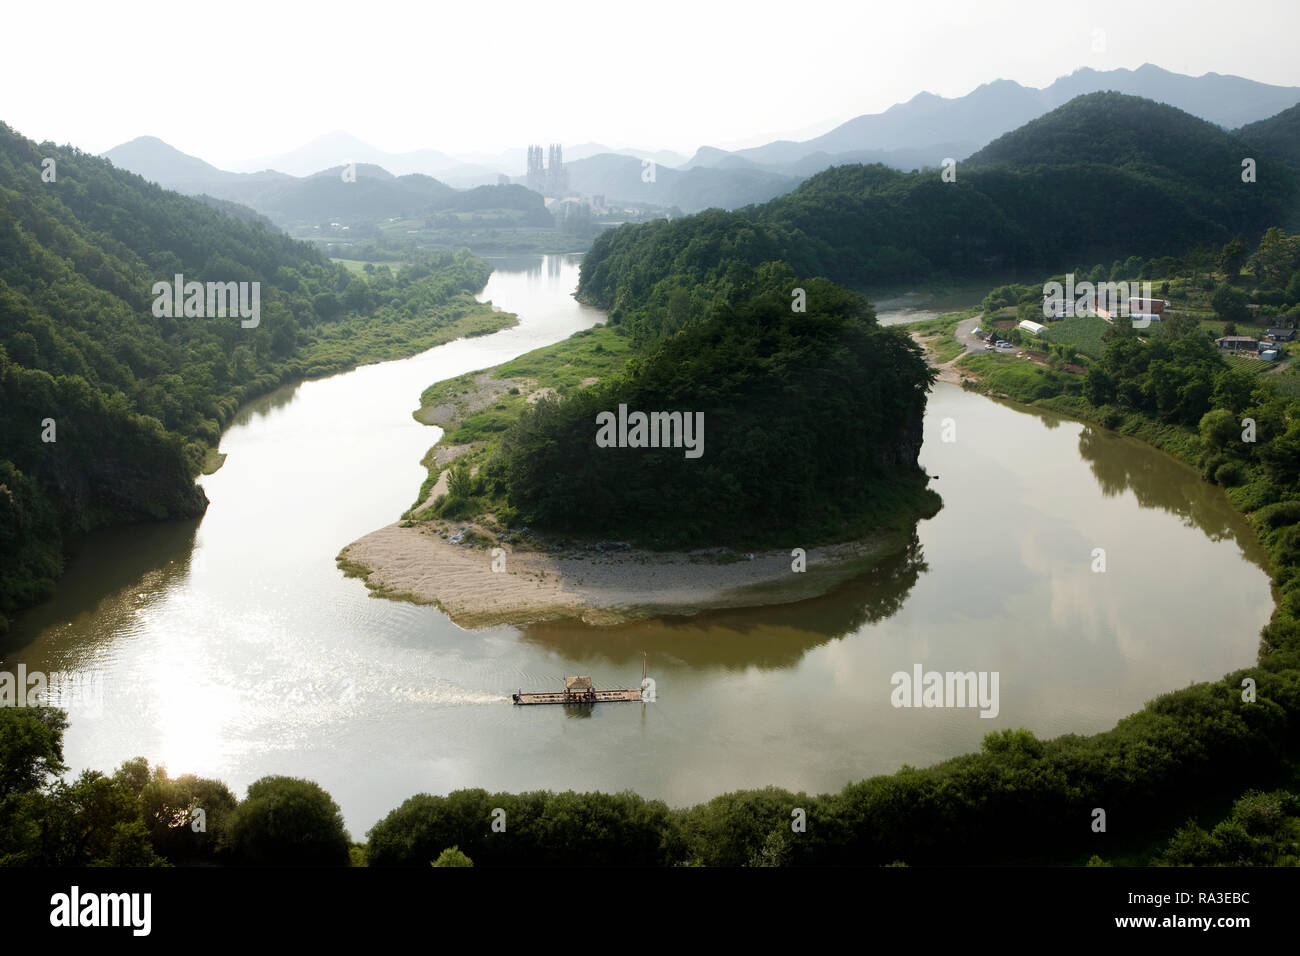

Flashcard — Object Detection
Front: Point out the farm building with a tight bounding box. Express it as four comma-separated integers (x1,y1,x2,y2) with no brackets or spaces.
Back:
1216,336,1260,353
1018,319,1049,336
1127,297,1168,315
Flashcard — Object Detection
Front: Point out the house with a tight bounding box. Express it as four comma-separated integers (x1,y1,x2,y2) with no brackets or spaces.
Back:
1267,328,1297,343
1127,297,1168,316
1216,336,1260,353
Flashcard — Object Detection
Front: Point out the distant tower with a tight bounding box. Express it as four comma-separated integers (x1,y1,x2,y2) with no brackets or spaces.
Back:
525,143,567,196
525,145,545,193
546,143,568,195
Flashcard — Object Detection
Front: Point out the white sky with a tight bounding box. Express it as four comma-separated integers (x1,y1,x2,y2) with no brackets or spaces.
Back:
3,0,1298,166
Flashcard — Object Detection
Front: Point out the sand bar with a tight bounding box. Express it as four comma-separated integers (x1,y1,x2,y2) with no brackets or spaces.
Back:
338,521,907,628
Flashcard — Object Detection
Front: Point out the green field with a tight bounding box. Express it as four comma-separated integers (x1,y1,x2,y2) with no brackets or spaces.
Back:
1043,314,1111,358
406,324,633,515
956,352,1081,402
1222,353,1276,375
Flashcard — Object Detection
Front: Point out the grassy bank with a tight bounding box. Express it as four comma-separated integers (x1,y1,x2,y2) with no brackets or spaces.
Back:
405,323,634,517
900,308,978,363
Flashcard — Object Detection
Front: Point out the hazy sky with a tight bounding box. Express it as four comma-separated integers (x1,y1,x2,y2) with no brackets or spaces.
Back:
3,0,1298,167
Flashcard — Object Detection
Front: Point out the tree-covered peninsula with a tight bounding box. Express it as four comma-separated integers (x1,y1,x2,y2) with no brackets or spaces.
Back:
405,260,941,553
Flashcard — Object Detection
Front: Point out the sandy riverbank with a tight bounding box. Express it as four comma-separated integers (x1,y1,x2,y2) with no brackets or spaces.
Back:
338,314,933,629
337,523,908,628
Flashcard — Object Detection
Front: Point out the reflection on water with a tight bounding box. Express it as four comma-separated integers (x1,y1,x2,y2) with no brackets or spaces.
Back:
519,532,928,671
872,283,988,326
3,255,1274,834
1076,425,1267,561
2,519,200,666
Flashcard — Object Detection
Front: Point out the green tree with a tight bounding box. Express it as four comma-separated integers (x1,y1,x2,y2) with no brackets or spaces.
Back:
1199,408,1239,451
1185,244,1212,283
1211,284,1250,323
1159,790,1300,866
431,846,474,867
0,706,67,799
1218,236,1249,283
226,776,351,866
1083,368,1116,406
1251,228,1299,289
1284,270,1300,308
1211,369,1255,413
138,764,239,863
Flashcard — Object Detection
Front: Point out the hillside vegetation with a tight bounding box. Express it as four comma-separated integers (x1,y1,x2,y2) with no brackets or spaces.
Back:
407,252,940,550
580,94,1298,300
0,122,509,633
1237,102,1300,171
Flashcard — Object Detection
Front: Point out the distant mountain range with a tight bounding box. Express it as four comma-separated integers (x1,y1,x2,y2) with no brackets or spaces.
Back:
101,139,553,227
562,152,799,212
101,63,1300,221
102,136,791,217
223,132,688,188
685,64,1300,176
581,92,1300,302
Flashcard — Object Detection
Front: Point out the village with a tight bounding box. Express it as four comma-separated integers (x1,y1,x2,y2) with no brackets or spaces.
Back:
960,276,1299,378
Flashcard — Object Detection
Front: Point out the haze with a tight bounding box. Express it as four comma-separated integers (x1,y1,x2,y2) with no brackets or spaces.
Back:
4,0,1298,167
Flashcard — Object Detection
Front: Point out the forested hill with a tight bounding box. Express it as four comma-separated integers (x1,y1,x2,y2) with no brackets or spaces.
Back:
1237,102,1300,171
0,122,499,634
966,92,1262,177
579,93,1298,303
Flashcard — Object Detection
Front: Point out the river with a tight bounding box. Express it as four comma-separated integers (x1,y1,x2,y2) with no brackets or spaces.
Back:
3,254,1274,835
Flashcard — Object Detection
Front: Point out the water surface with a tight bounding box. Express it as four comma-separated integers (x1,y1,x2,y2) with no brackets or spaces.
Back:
5,255,1272,833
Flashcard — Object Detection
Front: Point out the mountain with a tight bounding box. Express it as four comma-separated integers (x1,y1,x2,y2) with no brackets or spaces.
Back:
103,135,789,218
252,164,457,222
229,130,462,178
563,143,687,167
1237,103,1300,170
440,183,553,225
581,94,1299,299
101,137,552,228
229,136,690,186
701,64,1300,176
566,152,800,211
966,92,1261,182
687,143,979,177
681,146,765,171
103,136,292,193
0,121,500,631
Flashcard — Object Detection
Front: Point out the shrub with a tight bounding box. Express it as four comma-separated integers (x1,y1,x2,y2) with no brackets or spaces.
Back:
1214,461,1246,486
1201,452,1230,482
1228,479,1281,513
432,846,473,867
226,776,351,866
